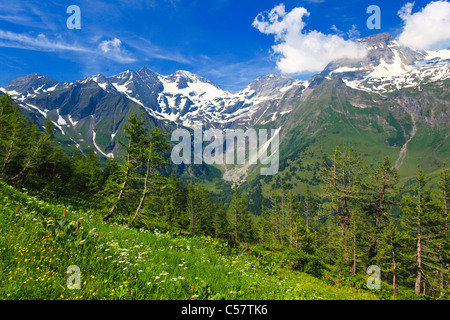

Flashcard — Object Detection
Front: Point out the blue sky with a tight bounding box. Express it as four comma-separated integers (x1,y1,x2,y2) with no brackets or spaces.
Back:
0,0,448,91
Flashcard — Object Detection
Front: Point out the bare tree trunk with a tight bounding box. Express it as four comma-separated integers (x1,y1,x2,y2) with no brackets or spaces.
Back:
274,194,279,245
290,205,293,248
189,189,194,232
234,190,238,242
415,191,423,296
353,233,357,276
390,233,397,294
104,148,131,222
8,137,43,183
305,195,310,233
440,174,448,298
129,149,153,227
281,190,285,246
0,126,16,175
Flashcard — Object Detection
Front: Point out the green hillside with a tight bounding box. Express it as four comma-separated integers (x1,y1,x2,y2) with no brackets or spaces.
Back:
0,182,383,300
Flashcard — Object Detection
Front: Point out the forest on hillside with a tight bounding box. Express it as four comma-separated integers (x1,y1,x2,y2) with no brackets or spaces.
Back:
0,93,448,299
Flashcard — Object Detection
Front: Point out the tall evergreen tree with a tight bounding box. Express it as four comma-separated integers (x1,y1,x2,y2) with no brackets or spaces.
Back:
227,184,254,242
401,167,440,296
103,112,149,222
362,157,399,261
320,145,364,266
129,126,170,227
436,163,450,298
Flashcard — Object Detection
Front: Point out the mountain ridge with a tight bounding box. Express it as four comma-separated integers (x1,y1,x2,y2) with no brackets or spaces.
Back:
1,32,449,190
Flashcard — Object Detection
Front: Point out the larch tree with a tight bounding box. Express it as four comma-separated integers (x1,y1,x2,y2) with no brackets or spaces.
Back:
104,112,149,222
362,157,399,262
436,163,449,298
129,125,170,227
401,167,439,296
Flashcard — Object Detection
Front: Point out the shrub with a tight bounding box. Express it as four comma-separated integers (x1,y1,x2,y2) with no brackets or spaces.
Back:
288,249,328,278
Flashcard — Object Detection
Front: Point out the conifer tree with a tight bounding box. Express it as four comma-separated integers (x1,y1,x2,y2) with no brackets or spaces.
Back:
362,157,399,261
129,126,169,227
0,95,28,179
320,145,364,265
401,167,440,296
227,183,254,242
436,163,449,298
376,219,405,294
303,185,317,233
103,112,149,222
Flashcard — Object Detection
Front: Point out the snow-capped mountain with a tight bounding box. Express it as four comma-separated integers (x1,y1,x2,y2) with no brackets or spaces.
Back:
321,32,450,95
0,66,306,159
1,32,449,176
1,67,305,131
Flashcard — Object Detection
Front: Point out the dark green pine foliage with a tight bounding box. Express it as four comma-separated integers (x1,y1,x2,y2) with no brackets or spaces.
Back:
214,202,229,239
436,163,450,298
70,147,104,196
103,112,149,222
362,157,399,262
129,125,170,227
375,219,407,295
401,167,441,296
227,183,254,242
320,145,364,239
0,95,72,195
0,95,35,181
319,145,364,270
162,174,187,230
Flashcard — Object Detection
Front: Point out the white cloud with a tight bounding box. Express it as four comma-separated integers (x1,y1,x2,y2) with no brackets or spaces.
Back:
99,38,122,53
398,1,450,50
0,30,136,64
98,38,136,63
0,30,89,52
252,4,367,74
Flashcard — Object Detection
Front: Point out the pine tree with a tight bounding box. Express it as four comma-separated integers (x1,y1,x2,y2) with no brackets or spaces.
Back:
227,184,254,242
129,126,170,227
70,147,103,195
436,163,450,298
376,219,405,294
214,202,228,239
7,123,46,184
231,183,240,241
186,182,196,233
401,167,440,296
362,157,399,262
163,174,187,229
103,112,149,222
303,185,317,233
0,95,29,179
320,145,364,264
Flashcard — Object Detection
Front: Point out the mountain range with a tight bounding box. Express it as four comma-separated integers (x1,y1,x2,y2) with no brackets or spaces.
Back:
1,32,449,201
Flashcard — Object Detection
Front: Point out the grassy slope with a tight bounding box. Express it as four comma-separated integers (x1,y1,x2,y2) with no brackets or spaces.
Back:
0,182,379,300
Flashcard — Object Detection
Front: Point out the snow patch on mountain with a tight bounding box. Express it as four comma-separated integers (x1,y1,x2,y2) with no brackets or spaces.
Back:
92,131,113,158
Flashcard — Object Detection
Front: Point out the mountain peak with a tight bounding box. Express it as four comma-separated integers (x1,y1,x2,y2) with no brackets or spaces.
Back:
5,74,59,95
139,66,152,73
243,73,299,97
359,32,394,45
138,66,159,76
174,70,194,77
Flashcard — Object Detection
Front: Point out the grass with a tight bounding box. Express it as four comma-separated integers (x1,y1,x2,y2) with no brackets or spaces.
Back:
0,182,380,300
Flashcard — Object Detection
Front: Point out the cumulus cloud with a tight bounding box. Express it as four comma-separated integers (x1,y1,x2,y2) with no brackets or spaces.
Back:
252,4,367,74
98,38,135,63
397,1,450,50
